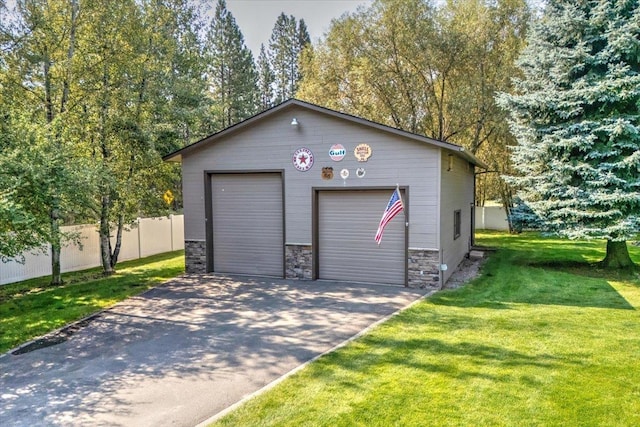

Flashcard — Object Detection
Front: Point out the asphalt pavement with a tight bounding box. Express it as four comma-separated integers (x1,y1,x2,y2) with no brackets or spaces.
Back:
0,275,428,426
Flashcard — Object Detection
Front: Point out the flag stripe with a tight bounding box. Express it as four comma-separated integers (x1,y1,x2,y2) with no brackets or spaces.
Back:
375,188,404,244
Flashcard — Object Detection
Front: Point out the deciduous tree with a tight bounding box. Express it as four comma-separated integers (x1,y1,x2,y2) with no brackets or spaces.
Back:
0,0,93,284
297,0,530,207
1,0,212,278
80,0,209,274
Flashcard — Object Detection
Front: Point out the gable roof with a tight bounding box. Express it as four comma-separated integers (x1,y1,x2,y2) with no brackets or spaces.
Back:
162,98,487,168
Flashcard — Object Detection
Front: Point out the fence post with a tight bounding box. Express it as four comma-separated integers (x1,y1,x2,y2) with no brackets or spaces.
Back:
137,217,142,259
170,214,174,251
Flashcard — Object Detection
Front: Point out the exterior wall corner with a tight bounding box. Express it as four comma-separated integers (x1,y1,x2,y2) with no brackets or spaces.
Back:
408,249,441,290
185,240,207,274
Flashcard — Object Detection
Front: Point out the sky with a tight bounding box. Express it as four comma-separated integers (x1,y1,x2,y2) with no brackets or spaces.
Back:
224,0,371,56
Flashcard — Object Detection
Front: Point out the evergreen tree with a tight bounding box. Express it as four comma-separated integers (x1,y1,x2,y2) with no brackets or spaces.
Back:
296,19,311,87
269,13,293,103
205,0,258,129
499,0,640,268
147,0,213,151
256,43,274,110
298,19,311,47
268,12,309,103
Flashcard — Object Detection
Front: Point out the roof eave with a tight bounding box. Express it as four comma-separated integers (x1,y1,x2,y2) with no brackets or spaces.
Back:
454,148,488,169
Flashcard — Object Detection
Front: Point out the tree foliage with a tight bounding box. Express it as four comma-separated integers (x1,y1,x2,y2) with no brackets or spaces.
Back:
205,0,258,129
0,0,211,279
257,43,275,110
297,0,530,205
499,0,640,268
269,13,311,104
0,0,93,284
1,0,281,280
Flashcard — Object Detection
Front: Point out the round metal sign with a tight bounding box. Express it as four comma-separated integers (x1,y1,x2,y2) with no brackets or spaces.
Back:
354,143,372,162
329,144,346,161
292,147,314,172
340,168,350,179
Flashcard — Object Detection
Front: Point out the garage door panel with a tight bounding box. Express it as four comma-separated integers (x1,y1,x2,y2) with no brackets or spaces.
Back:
318,190,405,285
211,173,283,277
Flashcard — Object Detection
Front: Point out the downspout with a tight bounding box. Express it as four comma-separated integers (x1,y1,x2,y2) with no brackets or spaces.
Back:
471,164,476,248
437,149,444,287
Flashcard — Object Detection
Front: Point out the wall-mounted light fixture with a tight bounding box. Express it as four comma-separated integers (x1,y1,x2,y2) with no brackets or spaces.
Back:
447,154,453,171
291,118,298,126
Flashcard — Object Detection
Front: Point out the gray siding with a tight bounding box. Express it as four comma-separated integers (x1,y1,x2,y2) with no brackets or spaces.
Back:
182,106,440,250
439,151,475,283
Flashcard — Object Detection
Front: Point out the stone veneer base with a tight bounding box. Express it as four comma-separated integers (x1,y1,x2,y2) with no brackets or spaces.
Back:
185,240,207,274
285,244,312,279
408,249,441,289
184,241,440,290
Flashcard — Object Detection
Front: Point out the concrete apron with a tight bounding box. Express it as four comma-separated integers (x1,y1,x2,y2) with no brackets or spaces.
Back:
0,275,429,427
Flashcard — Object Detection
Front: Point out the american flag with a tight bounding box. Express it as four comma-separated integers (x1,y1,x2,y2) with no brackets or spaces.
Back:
375,188,404,245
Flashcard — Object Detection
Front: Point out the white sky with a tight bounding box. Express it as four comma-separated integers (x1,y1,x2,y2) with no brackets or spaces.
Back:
224,0,371,56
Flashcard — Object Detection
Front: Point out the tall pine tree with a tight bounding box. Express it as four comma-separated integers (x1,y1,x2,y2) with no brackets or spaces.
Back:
256,43,275,110
205,0,257,129
268,13,310,103
500,0,640,268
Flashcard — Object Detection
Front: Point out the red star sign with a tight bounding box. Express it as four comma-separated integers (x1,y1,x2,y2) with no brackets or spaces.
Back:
298,153,308,164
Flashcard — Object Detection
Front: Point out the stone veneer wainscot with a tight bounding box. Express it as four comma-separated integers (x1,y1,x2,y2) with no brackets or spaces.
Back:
184,240,206,274
408,249,440,289
285,245,312,279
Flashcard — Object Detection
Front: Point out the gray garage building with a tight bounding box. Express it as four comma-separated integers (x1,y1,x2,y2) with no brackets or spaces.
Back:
163,99,485,288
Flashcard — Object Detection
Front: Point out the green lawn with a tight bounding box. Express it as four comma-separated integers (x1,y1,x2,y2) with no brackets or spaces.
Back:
0,250,185,353
214,232,640,426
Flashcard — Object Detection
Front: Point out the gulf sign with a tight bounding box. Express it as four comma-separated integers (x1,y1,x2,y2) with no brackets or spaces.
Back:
329,144,346,161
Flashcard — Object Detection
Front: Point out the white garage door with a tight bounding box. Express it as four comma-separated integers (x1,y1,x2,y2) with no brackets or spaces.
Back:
318,190,406,285
211,173,283,277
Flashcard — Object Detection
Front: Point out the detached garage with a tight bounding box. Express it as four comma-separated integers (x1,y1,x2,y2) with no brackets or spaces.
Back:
164,99,485,288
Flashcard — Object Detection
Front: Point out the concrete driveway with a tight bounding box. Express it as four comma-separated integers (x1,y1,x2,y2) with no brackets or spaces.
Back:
0,275,428,427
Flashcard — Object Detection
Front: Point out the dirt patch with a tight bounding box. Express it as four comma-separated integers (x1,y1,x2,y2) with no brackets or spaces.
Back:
444,252,488,290
12,314,101,355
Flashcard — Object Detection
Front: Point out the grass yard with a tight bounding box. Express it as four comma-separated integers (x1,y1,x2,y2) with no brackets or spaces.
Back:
214,232,640,427
0,250,184,353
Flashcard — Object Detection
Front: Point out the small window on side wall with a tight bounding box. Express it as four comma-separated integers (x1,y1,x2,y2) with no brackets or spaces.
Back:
454,209,461,240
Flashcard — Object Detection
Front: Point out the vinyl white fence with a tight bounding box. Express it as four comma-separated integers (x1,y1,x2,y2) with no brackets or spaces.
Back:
0,215,184,285
475,206,509,231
